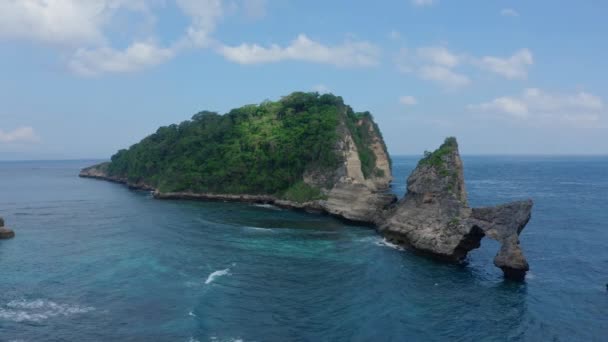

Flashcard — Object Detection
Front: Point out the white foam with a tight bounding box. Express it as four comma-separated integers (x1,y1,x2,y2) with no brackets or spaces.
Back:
205,268,231,284
188,311,197,317
244,226,273,232
252,203,282,210
0,299,94,323
375,238,405,251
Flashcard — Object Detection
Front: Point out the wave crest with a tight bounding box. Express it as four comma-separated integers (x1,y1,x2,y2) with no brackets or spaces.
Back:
0,299,94,322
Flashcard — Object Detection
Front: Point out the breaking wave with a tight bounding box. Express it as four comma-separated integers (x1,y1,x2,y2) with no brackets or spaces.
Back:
0,299,94,323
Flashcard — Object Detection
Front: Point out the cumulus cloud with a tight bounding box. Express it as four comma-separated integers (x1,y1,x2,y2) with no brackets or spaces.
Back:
68,41,175,76
475,49,533,80
399,96,418,105
0,0,223,75
0,0,155,46
396,45,533,87
468,88,605,125
218,34,380,67
417,46,460,67
0,126,40,143
396,45,469,87
411,0,437,7
175,0,223,48
419,65,471,87
501,8,519,17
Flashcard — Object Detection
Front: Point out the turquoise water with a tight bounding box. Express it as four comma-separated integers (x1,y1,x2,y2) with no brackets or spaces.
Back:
0,156,607,341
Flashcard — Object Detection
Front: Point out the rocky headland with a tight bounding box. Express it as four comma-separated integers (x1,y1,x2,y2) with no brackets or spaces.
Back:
80,92,533,280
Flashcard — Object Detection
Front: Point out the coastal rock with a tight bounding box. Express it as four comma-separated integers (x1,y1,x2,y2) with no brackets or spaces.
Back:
319,119,396,223
0,217,15,239
321,183,396,224
379,138,533,280
469,201,533,281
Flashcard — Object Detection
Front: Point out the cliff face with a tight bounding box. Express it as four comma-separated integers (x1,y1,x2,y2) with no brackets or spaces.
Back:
317,114,395,222
378,138,533,280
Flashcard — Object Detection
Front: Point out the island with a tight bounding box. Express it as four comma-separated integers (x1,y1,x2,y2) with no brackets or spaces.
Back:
0,216,15,239
80,92,533,281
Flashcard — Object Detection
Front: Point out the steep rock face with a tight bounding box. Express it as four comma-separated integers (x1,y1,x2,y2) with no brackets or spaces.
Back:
378,138,533,280
319,117,396,223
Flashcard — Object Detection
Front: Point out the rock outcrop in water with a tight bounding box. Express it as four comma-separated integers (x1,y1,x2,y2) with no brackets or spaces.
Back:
79,92,534,281
0,216,15,239
378,138,533,280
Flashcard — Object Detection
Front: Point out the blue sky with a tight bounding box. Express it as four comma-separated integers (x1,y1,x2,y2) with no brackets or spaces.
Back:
1,0,607,160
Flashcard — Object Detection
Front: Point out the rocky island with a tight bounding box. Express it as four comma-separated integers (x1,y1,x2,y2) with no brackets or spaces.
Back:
0,216,15,239
80,92,533,280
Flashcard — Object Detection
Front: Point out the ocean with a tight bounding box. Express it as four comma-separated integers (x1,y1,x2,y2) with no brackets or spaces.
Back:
0,156,606,341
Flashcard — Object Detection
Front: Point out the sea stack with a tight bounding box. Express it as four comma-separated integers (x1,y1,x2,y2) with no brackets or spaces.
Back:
0,216,15,239
378,138,533,281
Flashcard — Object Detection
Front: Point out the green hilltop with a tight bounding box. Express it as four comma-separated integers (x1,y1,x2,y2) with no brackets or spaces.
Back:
106,92,389,200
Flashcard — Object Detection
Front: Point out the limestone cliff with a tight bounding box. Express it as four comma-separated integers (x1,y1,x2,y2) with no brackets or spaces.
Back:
378,138,533,280
317,114,396,222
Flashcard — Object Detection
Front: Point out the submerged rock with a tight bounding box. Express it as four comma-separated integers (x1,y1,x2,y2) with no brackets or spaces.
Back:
0,217,15,239
379,138,533,281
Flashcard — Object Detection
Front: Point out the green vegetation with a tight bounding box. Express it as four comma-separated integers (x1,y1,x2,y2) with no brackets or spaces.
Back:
106,92,386,197
419,137,458,170
282,181,327,203
449,217,461,226
418,137,460,195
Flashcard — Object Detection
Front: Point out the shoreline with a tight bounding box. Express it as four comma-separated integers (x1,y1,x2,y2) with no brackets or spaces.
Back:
78,172,375,226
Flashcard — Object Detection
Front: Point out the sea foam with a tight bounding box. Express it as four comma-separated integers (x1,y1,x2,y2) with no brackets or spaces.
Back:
0,299,94,323
205,268,231,284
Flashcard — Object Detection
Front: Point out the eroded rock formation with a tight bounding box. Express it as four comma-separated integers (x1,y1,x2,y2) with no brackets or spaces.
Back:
378,138,533,280
0,216,15,239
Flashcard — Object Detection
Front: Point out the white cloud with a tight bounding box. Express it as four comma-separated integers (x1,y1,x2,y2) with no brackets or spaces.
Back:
468,97,529,118
0,0,223,75
501,8,519,17
218,34,380,67
397,44,534,86
399,96,418,105
419,65,471,87
417,46,460,67
0,126,40,143
175,0,223,48
0,0,111,46
68,41,175,76
396,45,469,87
412,0,437,7
468,88,605,125
475,49,533,79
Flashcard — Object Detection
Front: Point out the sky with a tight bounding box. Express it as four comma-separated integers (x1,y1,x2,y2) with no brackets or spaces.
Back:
1,0,607,160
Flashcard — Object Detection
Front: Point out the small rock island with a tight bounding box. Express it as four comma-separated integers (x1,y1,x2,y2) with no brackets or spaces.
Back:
0,216,15,239
80,92,533,280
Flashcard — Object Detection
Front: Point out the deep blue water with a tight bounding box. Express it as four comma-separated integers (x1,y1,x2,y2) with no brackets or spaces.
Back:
0,156,607,341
